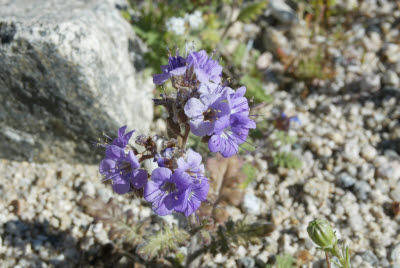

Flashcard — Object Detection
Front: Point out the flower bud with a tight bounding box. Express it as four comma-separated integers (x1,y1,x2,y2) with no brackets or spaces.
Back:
307,219,336,249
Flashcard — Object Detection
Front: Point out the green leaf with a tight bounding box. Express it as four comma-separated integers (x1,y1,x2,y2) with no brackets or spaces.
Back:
273,152,302,169
275,254,295,268
239,163,257,189
233,43,247,66
237,0,269,23
137,225,189,259
240,74,273,103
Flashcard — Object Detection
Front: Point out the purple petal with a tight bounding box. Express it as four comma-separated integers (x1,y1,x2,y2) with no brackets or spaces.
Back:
173,189,190,213
184,98,207,119
169,66,187,75
127,151,140,169
123,129,135,142
162,194,177,211
219,137,239,158
131,169,148,189
118,125,127,138
99,159,116,175
153,72,171,85
208,134,222,153
184,198,201,217
151,167,172,183
105,145,125,160
190,121,214,137
196,68,211,84
235,86,246,98
177,157,190,171
213,115,230,134
112,176,130,194
153,195,173,216
170,170,192,189
197,83,217,95
160,65,169,73
193,180,210,201
144,181,162,202
186,149,202,168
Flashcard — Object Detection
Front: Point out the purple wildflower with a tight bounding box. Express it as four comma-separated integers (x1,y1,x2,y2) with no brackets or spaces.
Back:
112,125,135,149
177,149,206,181
186,50,222,85
174,179,210,217
99,145,148,194
144,168,192,216
208,112,256,158
274,112,301,131
175,149,210,217
153,51,187,85
184,93,230,137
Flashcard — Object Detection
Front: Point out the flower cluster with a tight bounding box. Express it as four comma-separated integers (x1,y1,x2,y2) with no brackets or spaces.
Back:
155,49,256,157
98,48,256,219
166,11,204,36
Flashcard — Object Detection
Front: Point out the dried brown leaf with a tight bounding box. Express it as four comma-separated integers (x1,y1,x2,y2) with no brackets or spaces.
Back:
201,154,247,223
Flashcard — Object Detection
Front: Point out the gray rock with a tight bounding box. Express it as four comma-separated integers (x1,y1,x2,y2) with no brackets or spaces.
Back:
361,250,379,266
383,70,400,87
238,257,255,268
360,74,381,92
0,0,153,163
391,243,400,266
243,192,262,215
354,181,371,200
267,0,297,24
338,172,356,188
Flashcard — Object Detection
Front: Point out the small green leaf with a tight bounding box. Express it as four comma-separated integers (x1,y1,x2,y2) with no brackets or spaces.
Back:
240,74,273,103
239,163,257,189
273,152,302,169
237,0,269,23
275,254,295,268
138,225,189,259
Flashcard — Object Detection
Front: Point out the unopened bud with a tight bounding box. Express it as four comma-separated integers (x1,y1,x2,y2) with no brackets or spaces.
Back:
307,219,336,249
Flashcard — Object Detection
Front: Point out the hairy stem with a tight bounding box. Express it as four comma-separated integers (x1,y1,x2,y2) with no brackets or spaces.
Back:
325,252,331,268
180,123,191,149
139,154,155,163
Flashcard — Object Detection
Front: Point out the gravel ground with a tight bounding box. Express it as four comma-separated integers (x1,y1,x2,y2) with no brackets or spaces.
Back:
1,0,400,267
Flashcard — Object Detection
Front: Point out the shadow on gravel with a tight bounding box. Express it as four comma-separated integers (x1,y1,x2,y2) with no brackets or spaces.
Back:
2,219,136,268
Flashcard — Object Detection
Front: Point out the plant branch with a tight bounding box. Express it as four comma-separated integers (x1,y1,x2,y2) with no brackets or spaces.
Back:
325,252,331,268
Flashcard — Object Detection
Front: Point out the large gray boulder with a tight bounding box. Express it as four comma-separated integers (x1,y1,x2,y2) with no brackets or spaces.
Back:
0,0,153,163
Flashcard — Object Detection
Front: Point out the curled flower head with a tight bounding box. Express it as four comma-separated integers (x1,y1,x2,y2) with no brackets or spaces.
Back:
153,51,187,85
99,145,148,194
144,168,192,216
154,147,176,168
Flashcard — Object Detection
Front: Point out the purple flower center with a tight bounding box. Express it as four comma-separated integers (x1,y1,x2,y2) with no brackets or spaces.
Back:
160,181,177,195
202,108,219,122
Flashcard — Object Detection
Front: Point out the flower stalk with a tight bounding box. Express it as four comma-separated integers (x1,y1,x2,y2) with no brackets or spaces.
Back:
307,219,351,268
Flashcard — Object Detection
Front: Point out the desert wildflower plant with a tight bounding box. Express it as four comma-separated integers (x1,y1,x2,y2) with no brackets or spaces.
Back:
87,47,278,266
99,48,257,218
